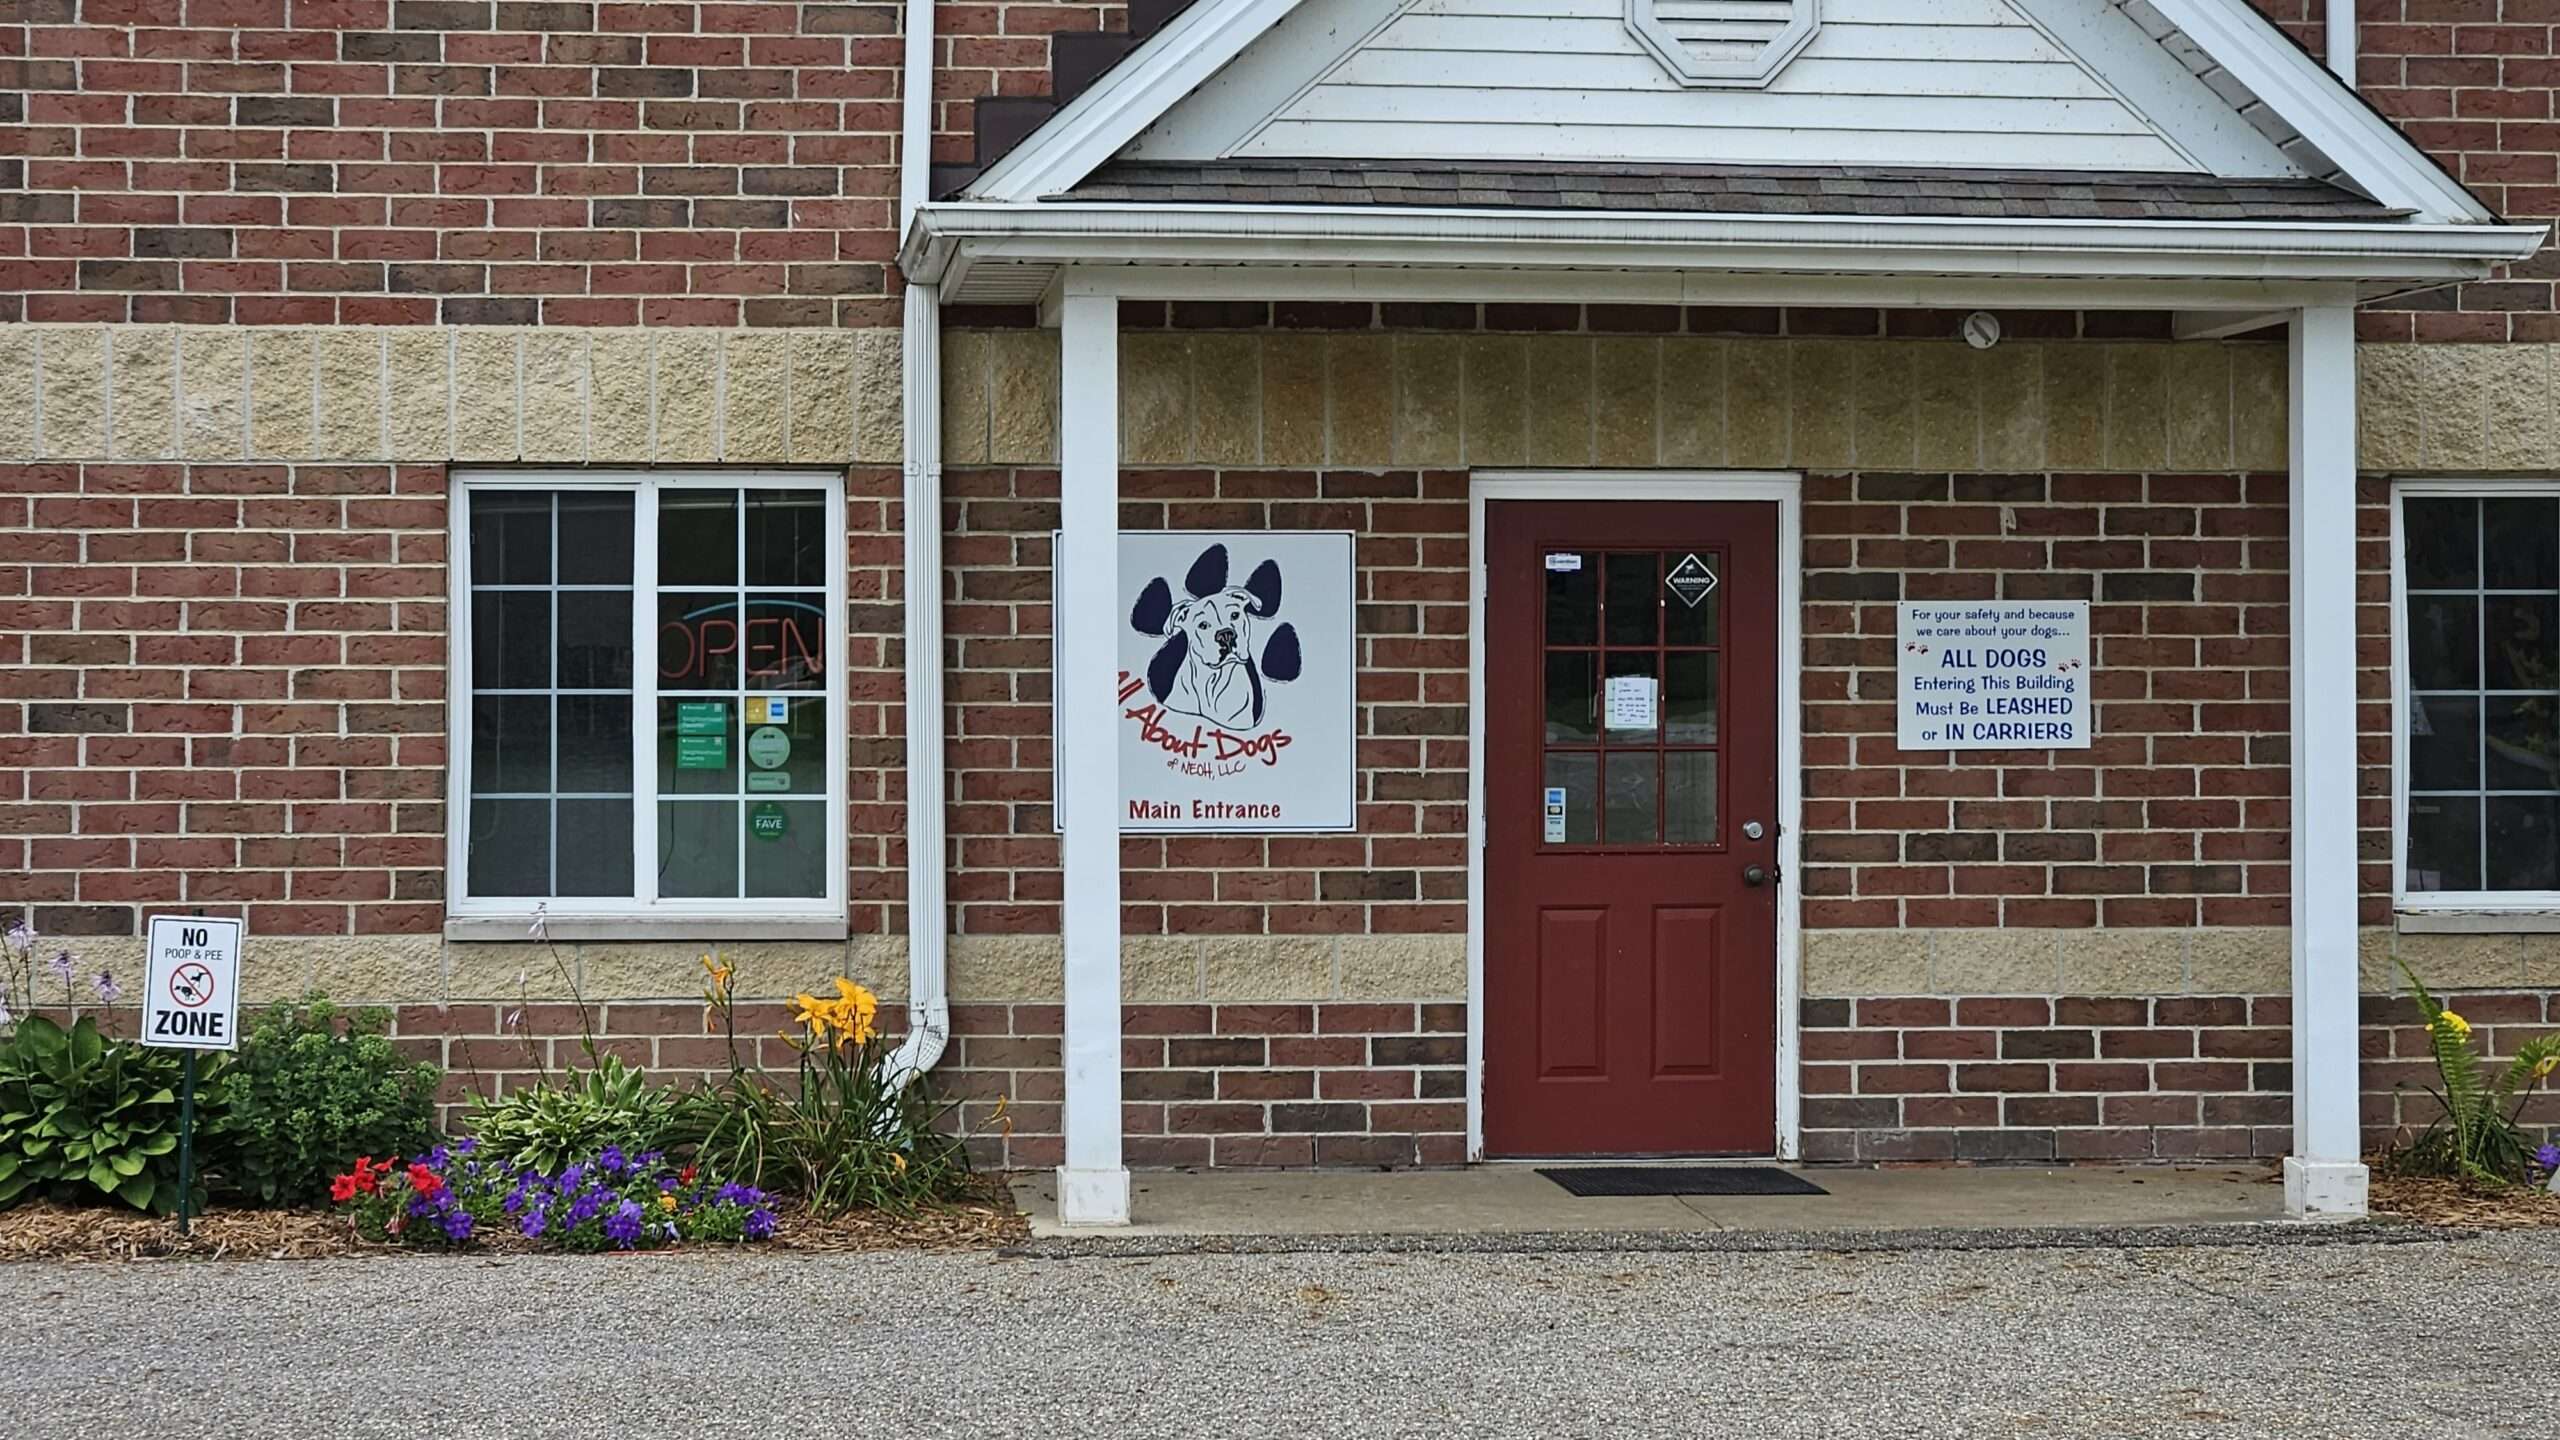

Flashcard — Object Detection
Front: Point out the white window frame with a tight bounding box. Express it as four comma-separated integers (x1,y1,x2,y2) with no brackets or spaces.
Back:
445,469,849,941
2390,477,2560,929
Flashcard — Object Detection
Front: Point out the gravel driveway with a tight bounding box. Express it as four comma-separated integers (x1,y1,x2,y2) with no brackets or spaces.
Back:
0,1227,2526,1439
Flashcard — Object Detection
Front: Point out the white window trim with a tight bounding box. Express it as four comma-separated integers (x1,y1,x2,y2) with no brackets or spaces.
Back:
444,469,849,940
2390,477,2560,928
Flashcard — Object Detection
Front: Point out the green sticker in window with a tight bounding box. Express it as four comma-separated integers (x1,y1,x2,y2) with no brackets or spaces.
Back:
749,801,788,841
677,701,728,736
747,770,791,792
677,732,727,769
747,725,790,769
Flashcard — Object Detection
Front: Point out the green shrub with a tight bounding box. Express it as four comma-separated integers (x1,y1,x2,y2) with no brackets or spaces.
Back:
464,1057,679,1174
2386,961,2560,1186
211,995,439,1206
0,1014,209,1214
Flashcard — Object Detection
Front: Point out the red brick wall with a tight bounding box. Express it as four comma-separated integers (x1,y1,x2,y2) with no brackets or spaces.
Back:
4,2,2550,332
942,464,1471,938
4,0,909,327
1799,470,2395,930
0,460,448,935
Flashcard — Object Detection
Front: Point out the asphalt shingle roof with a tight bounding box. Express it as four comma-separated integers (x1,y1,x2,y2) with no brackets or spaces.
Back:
1059,159,2407,223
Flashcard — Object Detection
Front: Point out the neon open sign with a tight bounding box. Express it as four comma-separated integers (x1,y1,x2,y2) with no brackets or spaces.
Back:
660,597,827,688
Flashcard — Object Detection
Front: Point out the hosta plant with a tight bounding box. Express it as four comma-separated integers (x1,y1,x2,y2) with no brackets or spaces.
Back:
0,1015,209,1214
464,1056,678,1175
2390,961,2560,1186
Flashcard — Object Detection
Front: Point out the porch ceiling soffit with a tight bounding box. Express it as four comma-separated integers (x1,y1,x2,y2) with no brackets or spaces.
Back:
953,0,2492,228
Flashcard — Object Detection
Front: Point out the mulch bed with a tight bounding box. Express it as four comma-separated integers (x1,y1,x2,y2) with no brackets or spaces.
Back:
0,1176,1025,1263
2369,1172,2560,1229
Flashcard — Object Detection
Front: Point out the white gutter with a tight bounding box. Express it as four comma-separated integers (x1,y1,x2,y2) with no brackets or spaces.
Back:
904,203,2549,286
2327,0,2355,84
884,0,949,1093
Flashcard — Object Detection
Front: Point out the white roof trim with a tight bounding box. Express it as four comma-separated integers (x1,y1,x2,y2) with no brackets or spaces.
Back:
2138,0,2489,221
967,0,1315,202
965,0,2493,230
905,200,2545,300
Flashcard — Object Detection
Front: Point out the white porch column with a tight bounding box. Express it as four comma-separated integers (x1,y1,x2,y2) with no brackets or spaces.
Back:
1055,283,1130,1225
2285,302,2368,1220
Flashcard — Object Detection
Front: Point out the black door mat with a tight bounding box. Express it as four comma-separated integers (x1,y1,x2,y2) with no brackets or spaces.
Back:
1538,1166,1829,1198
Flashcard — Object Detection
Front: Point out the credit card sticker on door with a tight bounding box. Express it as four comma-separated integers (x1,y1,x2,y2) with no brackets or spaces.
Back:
1543,786,1568,843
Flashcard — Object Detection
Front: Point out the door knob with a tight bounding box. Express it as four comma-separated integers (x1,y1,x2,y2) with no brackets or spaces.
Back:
1742,865,1768,887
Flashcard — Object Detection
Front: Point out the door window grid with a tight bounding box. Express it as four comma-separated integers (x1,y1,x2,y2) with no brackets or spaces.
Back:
2402,492,2560,897
1539,547,1725,849
452,472,843,919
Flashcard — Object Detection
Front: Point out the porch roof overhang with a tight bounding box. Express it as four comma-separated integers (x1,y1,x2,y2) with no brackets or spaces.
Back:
902,199,2548,313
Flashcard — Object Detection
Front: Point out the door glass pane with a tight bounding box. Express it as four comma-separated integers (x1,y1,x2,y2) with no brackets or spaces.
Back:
470,491,550,585
743,593,828,691
1662,551,1720,647
746,489,827,588
2406,795,2481,892
660,489,738,586
473,591,551,690
659,593,740,692
557,493,633,585
554,798,633,897
1542,752,1596,845
659,801,739,899
2407,595,2479,691
2483,497,2558,590
2486,796,2560,891
556,591,633,689
471,695,550,794
1605,551,1657,647
1603,752,1657,845
660,697,735,795
1602,652,1660,743
2484,595,2559,691
1666,750,1718,846
743,800,828,898
1664,652,1720,743
2485,696,2560,790
468,798,549,896
1545,652,1596,742
2405,498,2478,589
1543,551,1597,646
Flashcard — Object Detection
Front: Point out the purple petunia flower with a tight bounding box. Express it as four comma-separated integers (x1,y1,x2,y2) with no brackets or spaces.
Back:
603,1199,645,1249
2538,1144,2560,1174
744,1207,777,1240
599,1145,628,1175
521,1208,548,1239
440,1208,475,1242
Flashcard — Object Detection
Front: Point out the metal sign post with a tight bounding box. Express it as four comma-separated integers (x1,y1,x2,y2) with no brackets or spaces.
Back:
141,914,245,1235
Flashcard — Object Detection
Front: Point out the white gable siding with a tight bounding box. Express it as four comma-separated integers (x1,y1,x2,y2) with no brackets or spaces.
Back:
1126,0,2304,174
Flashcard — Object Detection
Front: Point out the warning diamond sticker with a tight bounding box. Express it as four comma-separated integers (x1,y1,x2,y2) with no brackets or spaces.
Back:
1665,553,1718,609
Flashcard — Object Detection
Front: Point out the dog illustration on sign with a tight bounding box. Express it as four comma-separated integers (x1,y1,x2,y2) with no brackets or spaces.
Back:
1130,543,1303,729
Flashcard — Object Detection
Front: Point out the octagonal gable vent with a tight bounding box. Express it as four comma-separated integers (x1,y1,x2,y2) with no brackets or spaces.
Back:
1627,0,1819,89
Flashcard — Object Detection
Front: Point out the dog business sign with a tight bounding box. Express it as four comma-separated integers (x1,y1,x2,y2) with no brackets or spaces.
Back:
1058,531,1357,832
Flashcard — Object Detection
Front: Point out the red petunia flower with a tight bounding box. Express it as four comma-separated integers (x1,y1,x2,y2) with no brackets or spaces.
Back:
407,1162,444,1199
331,1173,359,1203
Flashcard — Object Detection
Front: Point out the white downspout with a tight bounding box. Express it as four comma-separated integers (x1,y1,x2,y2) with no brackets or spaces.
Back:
2326,0,2354,83
886,0,949,1090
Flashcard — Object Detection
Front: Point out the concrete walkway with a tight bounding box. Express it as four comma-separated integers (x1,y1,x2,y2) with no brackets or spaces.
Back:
1011,1163,2285,1238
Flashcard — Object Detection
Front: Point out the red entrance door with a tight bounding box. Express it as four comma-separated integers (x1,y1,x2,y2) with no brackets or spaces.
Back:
1484,501,1780,1157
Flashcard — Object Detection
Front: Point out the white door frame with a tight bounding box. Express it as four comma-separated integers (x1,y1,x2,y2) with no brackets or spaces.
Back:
1466,472,1806,1161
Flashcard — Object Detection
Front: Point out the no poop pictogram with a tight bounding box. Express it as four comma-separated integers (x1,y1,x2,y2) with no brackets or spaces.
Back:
168,961,215,1009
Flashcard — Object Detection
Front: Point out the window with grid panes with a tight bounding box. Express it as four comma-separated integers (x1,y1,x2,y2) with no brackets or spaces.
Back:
1539,549,1724,848
2401,491,2560,899
453,472,843,920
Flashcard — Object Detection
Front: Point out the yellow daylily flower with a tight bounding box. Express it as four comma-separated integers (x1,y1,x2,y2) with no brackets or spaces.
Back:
831,976,879,1044
2441,1010,2472,1038
2534,1055,2557,1080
